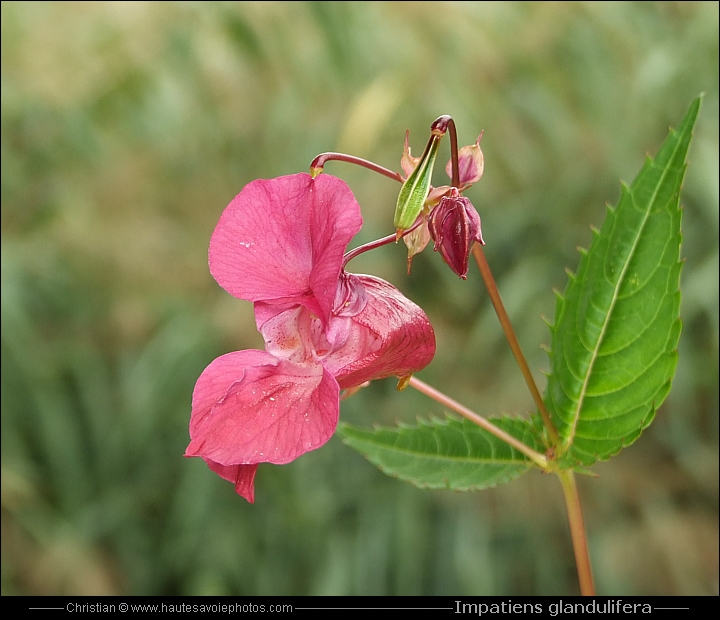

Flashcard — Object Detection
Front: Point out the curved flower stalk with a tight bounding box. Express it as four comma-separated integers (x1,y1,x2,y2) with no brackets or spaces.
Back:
186,173,436,502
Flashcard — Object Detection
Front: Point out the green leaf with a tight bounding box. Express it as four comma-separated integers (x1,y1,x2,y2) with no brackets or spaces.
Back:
338,416,543,491
544,97,700,466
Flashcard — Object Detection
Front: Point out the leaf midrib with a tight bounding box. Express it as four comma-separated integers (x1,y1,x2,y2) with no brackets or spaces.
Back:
566,144,681,449
344,437,530,466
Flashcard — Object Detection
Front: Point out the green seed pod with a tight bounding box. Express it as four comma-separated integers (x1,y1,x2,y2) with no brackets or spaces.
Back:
393,133,441,234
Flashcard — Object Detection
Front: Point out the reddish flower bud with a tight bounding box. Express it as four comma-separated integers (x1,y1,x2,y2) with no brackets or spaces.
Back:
427,188,485,279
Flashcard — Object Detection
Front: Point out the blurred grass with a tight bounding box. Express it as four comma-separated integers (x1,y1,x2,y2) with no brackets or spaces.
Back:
1,1,717,595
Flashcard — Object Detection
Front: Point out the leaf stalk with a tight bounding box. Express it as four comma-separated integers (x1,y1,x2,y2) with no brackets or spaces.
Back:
407,376,549,470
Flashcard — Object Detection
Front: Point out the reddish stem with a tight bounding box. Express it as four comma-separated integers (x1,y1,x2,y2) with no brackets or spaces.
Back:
342,218,424,268
408,376,548,469
558,470,596,595
445,118,460,188
310,152,403,183
472,244,560,445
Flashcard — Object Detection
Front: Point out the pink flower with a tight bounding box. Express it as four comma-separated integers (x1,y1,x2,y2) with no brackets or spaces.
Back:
186,173,436,502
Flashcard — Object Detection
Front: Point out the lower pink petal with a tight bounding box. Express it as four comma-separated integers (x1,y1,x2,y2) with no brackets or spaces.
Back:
186,350,340,467
205,460,258,503
191,349,277,415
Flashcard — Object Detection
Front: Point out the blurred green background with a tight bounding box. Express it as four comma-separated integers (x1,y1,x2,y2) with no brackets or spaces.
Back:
2,1,717,596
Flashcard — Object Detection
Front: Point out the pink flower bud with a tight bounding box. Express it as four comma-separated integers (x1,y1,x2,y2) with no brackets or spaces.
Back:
427,188,485,279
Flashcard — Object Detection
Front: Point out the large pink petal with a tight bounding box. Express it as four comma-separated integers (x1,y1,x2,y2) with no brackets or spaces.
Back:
209,173,363,321
328,275,436,388
190,349,276,415
205,461,258,503
186,350,340,466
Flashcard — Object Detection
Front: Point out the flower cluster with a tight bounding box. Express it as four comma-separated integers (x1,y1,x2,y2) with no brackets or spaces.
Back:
400,131,486,276
186,173,436,502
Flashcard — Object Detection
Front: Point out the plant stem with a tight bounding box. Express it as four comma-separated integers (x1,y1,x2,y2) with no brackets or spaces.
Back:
310,152,404,183
342,218,424,268
558,470,596,595
471,244,560,446
342,232,399,267
407,376,549,470
445,117,460,188
446,119,557,441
